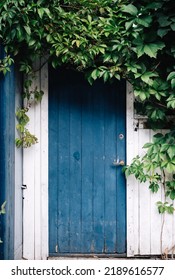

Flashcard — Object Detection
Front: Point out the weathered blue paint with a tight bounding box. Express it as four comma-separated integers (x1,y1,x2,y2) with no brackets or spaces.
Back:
0,46,15,259
49,68,126,255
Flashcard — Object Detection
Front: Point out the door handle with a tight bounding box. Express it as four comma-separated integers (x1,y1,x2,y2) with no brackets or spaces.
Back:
113,158,125,166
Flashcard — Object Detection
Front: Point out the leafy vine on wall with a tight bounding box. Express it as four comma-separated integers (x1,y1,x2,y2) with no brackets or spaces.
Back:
15,73,44,148
1,0,175,138
0,0,175,255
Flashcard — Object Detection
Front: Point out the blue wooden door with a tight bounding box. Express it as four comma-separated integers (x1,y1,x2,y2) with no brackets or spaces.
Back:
49,68,126,255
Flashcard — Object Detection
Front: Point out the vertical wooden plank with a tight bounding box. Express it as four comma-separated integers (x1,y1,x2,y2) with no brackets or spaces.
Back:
0,71,6,260
40,61,48,260
6,69,16,259
49,68,59,254
150,130,162,255
57,76,70,253
162,189,174,254
14,69,23,260
139,129,151,255
132,134,140,256
0,54,15,259
81,82,94,253
23,76,35,259
116,81,126,253
93,82,105,253
161,129,174,255
69,75,82,252
33,61,42,260
126,84,138,257
162,214,174,255
104,83,117,253
150,190,162,255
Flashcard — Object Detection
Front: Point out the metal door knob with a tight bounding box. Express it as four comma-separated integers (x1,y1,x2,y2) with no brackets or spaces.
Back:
113,159,125,166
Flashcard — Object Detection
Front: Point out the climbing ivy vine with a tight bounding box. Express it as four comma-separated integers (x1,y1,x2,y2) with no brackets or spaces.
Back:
0,0,175,216
123,132,175,214
1,0,175,123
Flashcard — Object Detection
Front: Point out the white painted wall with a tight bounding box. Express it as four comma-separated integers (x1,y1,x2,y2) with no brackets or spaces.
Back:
23,61,48,260
23,67,175,259
127,83,175,257
14,69,23,259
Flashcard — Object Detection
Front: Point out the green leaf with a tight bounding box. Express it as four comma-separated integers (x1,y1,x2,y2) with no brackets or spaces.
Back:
167,71,175,81
167,146,175,159
143,142,153,149
0,201,6,215
37,8,44,19
157,28,170,38
103,53,111,63
135,45,145,58
167,205,174,214
160,144,169,152
135,91,146,101
149,182,159,193
125,20,134,30
158,16,171,27
88,15,92,23
171,79,175,89
91,69,99,81
87,75,93,85
153,133,164,140
170,190,175,200
157,202,171,214
166,162,175,173
167,95,175,109
146,3,163,9
24,25,31,36
28,39,36,46
134,90,148,101
136,16,152,27
103,71,109,82
144,45,155,58
140,15,152,25
15,138,23,148
144,43,165,58
158,206,166,214
171,23,175,31
141,72,158,85
43,8,52,18
167,73,175,89
122,4,138,16
46,34,52,43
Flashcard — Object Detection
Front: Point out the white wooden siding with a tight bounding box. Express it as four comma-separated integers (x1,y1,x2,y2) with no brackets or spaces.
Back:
23,67,175,259
127,83,175,257
23,61,48,260
14,70,23,259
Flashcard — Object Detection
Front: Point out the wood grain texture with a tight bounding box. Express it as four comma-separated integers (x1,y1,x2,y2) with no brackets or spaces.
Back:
49,68,126,255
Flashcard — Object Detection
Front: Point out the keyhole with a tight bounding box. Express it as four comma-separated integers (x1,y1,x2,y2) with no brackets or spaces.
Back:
119,133,124,140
